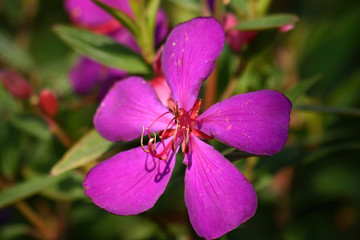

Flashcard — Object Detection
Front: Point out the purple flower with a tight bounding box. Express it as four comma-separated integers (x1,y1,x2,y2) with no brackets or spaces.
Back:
84,17,291,239
65,0,169,95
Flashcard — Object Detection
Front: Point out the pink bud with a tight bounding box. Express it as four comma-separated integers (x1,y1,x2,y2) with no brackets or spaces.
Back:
0,70,32,99
279,24,295,32
39,89,58,117
223,13,258,52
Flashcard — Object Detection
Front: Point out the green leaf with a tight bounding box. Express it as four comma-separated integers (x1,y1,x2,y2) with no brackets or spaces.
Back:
0,29,35,72
0,224,29,240
235,14,299,31
0,173,70,209
162,0,201,25
92,0,140,37
50,129,113,176
285,75,322,103
8,115,51,141
54,25,151,74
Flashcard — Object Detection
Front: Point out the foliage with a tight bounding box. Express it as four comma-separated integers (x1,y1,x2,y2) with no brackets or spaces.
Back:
0,0,359,239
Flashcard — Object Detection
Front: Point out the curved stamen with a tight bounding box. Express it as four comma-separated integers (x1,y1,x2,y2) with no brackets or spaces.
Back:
141,126,150,153
148,137,173,160
141,98,205,159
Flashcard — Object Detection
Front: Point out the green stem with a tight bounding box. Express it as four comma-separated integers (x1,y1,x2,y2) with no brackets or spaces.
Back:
244,157,259,181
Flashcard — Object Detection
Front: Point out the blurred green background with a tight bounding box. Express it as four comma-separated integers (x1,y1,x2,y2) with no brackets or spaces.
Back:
1,0,360,239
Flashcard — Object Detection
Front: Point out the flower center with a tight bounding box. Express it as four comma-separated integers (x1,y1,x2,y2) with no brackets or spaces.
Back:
141,98,212,160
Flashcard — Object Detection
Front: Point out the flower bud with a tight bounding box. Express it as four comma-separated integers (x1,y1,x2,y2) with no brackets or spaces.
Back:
279,24,295,32
39,89,58,117
0,70,32,99
223,13,257,52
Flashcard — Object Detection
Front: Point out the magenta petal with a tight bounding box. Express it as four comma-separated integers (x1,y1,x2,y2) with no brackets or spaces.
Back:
84,143,176,215
184,136,257,239
162,17,224,110
70,57,102,94
65,0,133,28
109,27,140,53
155,9,169,46
196,90,292,156
94,77,172,142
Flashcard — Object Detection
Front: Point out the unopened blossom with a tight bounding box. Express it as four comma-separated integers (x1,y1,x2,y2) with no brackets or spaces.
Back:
0,70,32,99
38,89,58,117
84,17,291,239
65,0,169,96
223,13,258,52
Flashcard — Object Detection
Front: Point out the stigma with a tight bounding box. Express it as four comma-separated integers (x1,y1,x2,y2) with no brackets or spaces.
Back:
140,98,212,160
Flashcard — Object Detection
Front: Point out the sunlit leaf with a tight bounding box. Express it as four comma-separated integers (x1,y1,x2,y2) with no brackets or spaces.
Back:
162,0,201,25
0,173,70,209
50,129,113,176
54,25,151,74
235,14,299,31
145,0,161,38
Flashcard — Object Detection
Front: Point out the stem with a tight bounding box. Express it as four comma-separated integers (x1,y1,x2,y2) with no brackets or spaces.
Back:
204,66,218,110
0,178,56,240
44,117,73,148
203,0,222,109
244,157,259,181
15,202,56,240
214,0,222,21
200,0,212,16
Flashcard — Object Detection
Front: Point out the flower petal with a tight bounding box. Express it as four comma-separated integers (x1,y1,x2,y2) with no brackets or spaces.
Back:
70,57,102,94
84,142,176,215
65,0,133,29
162,17,224,110
149,75,171,107
109,27,140,53
196,90,292,156
184,136,257,239
94,76,172,142
155,9,169,46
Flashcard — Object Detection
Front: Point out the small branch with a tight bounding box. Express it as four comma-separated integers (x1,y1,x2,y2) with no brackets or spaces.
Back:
15,201,56,240
204,66,219,110
0,178,56,240
44,117,73,148
244,157,259,182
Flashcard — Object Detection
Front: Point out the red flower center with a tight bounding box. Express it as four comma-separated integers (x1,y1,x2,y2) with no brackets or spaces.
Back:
141,98,212,160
